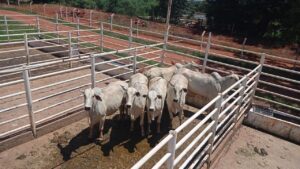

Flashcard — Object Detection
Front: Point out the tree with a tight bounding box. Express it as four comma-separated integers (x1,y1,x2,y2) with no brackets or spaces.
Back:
153,0,188,24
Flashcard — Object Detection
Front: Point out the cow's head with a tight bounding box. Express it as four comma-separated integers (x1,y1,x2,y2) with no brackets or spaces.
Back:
83,88,94,111
125,87,147,109
147,90,163,120
172,85,188,104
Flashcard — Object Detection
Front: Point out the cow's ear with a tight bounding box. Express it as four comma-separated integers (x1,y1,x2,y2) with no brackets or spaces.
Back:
157,95,162,99
136,91,141,97
182,88,187,93
120,84,128,91
143,94,147,98
95,95,102,101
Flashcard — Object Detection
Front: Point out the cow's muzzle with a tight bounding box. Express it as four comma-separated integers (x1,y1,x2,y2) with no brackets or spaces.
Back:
85,107,91,111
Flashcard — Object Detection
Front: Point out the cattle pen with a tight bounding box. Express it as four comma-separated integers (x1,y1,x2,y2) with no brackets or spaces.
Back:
0,5,300,169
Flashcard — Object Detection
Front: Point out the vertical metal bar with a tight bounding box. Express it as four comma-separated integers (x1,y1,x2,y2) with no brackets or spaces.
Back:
4,15,9,41
7,0,10,5
167,130,177,169
202,32,211,73
207,93,222,168
68,32,73,68
60,6,63,18
251,53,265,102
72,8,75,22
55,13,60,44
201,31,206,51
110,13,114,31
35,16,41,38
23,67,37,137
100,22,104,52
90,54,96,88
24,33,30,65
161,25,170,66
234,76,248,124
133,48,137,74
166,0,173,28
30,1,33,13
89,10,92,27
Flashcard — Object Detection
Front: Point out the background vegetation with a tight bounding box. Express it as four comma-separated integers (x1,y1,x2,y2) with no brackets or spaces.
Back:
16,0,300,47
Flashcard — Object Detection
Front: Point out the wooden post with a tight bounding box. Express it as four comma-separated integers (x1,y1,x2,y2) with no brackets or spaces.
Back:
202,32,211,73
77,17,80,42
166,0,173,28
68,32,73,68
110,13,114,31
207,93,222,168
241,37,247,58
55,13,60,44
23,67,37,137
30,1,33,13
100,22,104,52
65,7,68,21
17,0,20,6
24,33,30,65
72,8,75,22
7,0,10,5
129,19,133,49
167,130,177,169
43,4,46,16
60,6,63,19
161,25,170,66
90,54,96,88
136,19,139,37
4,15,9,41
201,31,206,51
89,10,92,27
36,16,41,38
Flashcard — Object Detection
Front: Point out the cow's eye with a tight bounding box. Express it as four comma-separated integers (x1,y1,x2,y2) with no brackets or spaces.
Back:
157,95,162,99
95,95,102,101
143,94,147,98
182,88,187,93
136,92,141,97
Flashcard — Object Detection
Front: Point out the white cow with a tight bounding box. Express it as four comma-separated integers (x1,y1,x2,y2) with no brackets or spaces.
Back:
125,73,148,136
147,77,168,134
83,81,128,140
143,61,199,82
178,68,239,105
166,74,188,127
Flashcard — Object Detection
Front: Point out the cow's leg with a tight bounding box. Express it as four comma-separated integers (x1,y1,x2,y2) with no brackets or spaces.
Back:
140,111,145,136
167,103,173,129
88,119,94,139
146,109,151,134
98,115,106,141
157,111,162,134
130,116,134,132
179,108,184,125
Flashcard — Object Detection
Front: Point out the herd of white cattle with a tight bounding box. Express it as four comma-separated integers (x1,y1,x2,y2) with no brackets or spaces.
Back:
83,62,239,140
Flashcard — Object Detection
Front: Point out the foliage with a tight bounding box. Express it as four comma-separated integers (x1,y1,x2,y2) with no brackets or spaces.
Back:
205,0,300,45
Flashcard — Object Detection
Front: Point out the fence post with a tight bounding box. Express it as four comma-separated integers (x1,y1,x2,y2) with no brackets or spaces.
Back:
23,67,37,137
200,31,206,51
90,54,96,88
43,4,46,16
68,32,73,68
30,1,33,13
167,130,177,169
4,15,9,41
133,48,137,74
55,13,60,44
160,25,170,66
65,7,68,20
60,6,63,19
100,22,104,52
35,16,41,38
241,37,247,58
110,13,114,31
207,93,222,168
234,76,248,126
77,17,80,41
136,19,139,37
202,32,211,73
129,19,133,49
7,0,10,5
89,10,93,27
250,53,265,103
24,33,30,65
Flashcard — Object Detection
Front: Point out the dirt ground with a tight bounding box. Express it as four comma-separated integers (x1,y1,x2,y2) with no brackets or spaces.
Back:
0,104,206,169
213,125,300,169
